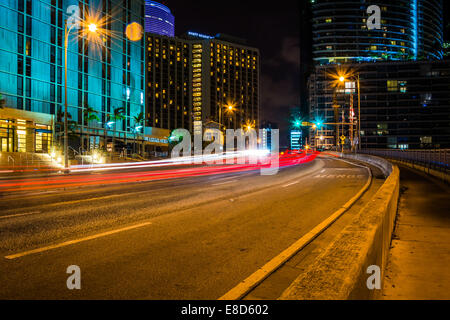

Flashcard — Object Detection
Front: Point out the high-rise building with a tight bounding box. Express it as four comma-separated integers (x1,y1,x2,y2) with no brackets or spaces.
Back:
260,121,278,151
146,31,260,136
144,1,175,37
290,130,302,151
145,34,191,132
310,61,450,149
312,0,444,65
0,0,170,155
307,0,449,149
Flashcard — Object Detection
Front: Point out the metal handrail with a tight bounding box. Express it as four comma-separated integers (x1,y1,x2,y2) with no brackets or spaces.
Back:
7,155,15,167
361,149,449,173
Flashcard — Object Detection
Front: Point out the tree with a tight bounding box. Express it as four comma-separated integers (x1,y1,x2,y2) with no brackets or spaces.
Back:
111,107,125,158
55,108,78,151
83,105,100,126
82,105,100,151
132,112,145,156
0,94,5,109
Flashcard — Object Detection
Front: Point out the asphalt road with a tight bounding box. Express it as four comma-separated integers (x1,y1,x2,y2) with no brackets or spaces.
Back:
0,156,371,299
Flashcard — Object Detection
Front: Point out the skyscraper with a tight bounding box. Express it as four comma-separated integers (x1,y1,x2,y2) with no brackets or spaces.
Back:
146,31,260,136
312,0,444,65
144,1,175,37
0,0,154,154
307,0,449,150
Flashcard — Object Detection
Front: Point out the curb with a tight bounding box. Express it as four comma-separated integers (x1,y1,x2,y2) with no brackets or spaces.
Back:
279,156,399,300
219,158,372,300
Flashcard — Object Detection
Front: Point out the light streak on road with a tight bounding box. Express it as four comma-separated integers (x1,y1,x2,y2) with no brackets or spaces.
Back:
0,151,318,193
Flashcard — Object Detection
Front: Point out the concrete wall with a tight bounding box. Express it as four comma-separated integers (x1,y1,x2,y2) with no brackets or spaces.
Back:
280,154,400,300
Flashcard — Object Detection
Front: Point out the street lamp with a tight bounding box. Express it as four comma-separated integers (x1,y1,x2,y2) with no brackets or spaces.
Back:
243,119,256,132
218,102,237,131
63,19,100,171
339,72,361,152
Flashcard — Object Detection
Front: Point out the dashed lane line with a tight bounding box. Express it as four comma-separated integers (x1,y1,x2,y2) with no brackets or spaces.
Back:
5,222,153,260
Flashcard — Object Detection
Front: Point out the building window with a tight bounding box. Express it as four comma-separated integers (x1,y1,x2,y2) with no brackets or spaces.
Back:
387,80,398,92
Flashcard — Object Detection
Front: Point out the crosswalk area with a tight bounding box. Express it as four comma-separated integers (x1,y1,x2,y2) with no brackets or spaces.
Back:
313,174,366,179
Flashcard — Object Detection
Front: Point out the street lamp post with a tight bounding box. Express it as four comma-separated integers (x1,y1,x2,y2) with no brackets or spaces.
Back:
339,72,361,152
64,21,74,171
63,20,99,171
357,73,361,151
219,103,237,131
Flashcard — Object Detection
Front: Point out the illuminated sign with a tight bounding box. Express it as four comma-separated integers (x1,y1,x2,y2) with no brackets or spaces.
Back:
188,31,214,40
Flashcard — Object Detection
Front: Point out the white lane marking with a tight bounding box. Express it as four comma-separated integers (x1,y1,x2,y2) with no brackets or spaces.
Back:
5,222,152,260
11,191,58,197
219,159,372,301
0,212,41,220
283,181,299,188
213,180,237,186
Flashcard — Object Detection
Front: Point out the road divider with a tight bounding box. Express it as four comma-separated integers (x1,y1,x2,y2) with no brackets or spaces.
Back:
279,154,399,300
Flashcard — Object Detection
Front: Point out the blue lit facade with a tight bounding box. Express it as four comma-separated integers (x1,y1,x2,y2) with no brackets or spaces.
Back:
308,0,448,150
312,0,444,65
145,1,175,37
290,130,302,151
0,0,148,153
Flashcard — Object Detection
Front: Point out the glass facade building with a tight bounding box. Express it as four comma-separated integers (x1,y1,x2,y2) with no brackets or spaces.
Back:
309,61,450,149
0,0,148,153
144,1,174,37
312,0,444,65
308,0,448,150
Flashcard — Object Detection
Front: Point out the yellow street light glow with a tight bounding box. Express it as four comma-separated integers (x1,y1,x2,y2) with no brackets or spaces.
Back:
89,23,98,33
339,76,345,82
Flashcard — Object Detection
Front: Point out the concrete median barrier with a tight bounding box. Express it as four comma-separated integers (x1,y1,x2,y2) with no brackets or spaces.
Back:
279,154,399,300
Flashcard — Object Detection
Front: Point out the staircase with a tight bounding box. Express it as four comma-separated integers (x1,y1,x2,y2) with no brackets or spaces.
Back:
0,152,60,171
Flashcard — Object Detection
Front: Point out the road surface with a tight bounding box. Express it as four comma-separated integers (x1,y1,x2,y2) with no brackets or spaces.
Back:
0,155,373,299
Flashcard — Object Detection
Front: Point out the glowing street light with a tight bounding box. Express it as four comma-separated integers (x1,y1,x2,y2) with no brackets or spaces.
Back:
243,120,256,132
63,17,101,171
218,102,238,131
88,23,98,33
336,71,361,152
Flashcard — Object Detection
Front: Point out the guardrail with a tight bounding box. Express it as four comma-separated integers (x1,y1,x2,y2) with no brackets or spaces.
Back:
280,154,400,300
361,149,449,173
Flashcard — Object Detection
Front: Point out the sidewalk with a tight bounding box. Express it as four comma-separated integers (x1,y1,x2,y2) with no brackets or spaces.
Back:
383,165,450,300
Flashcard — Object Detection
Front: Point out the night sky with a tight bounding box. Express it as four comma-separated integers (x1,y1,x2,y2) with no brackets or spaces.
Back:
166,0,301,147
164,0,450,147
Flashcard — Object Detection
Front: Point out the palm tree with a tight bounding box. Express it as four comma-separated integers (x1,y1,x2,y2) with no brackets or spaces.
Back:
111,107,125,158
82,105,100,151
0,94,5,109
132,112,145,156
56,109,75,144
55,109,78,152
